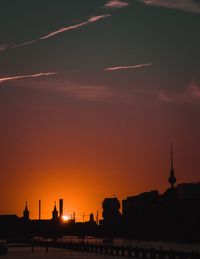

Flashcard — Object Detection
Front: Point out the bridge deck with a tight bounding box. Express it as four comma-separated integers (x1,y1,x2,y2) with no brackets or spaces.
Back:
31,241,200,259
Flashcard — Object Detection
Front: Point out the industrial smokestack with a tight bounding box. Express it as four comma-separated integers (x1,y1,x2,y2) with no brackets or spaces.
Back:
39,200,41,220
59,199,63,217
96,210,99,225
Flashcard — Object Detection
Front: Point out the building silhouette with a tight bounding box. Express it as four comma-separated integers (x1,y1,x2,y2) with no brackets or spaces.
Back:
89,213,95,223
101,146,200,241
23,201,30,221
102,197,121,224
52,202,59,221
101,197,122,236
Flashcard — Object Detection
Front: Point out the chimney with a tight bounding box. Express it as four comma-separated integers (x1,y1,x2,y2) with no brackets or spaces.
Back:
39,200,41,220
59,199,63,217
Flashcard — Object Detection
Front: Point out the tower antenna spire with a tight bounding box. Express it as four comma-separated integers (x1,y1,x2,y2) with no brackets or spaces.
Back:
171,143,174,171
168,143,176,189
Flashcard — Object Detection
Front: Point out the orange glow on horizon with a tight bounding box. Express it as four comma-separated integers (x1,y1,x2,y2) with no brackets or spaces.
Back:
62,215,69,221
0,94,198,220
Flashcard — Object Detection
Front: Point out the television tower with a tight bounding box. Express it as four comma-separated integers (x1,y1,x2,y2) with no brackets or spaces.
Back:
168,143,177,189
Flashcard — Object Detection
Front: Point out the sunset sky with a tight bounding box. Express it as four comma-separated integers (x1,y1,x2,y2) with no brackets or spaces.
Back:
0,0,200,220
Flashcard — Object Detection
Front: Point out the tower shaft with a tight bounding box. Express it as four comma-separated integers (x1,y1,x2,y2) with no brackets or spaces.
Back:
168,143,176,188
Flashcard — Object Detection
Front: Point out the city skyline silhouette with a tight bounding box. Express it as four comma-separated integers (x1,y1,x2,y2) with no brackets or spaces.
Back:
1,144,199,225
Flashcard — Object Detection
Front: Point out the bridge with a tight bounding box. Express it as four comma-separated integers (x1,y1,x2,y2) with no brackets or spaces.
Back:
28,240,199,259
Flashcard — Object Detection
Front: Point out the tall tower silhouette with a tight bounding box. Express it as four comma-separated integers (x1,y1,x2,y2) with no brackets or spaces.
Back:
59,199,63,218
168,143,176,189
23,201,30,220
52,201,58,220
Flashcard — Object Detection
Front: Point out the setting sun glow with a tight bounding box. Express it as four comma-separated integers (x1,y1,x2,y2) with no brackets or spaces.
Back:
62,215,69,221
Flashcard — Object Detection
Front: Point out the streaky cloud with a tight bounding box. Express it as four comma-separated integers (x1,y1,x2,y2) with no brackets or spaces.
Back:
105,63,152,71
40,14,111,40
104,0,129,9
0,14,111,53
138,0,200,14
11,40,37,49
40,21,89,40
88,15,111,22
0,72,58,84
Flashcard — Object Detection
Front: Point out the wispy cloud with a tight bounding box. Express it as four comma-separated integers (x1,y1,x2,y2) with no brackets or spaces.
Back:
159,80,200,104
104,0,129,9
5,76,116,102
0,14,111,53
0,44,8,52
189,80,200,98
0,72,58,84
159,91,174,103
11,40,37,49
40,14,111,40
138,0,200,14
105,63,152,71
66,85,114,101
